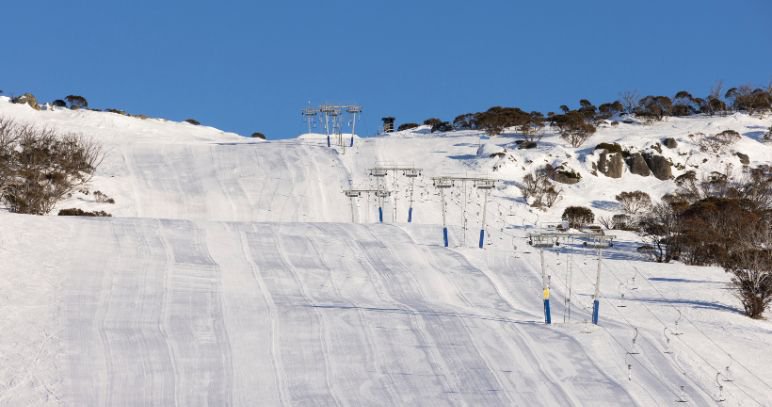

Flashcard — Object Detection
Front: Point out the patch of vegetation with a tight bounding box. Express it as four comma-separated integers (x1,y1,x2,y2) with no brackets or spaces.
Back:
58,208,111,217
397,123,420,131
561,206,594,228
0,117,102,215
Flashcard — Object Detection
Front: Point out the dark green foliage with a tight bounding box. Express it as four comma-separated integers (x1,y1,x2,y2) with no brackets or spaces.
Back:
635,95,672,121
550,110,596,147
700,96,726,115
106,108,128,115
423,118,443,127
733,87,772,114
65,95,88,109
561,206,594,228
423,118,452,133
639,168,772,317
58,208,112,217
52,99,67,108
250,132,266,139
397,123,420,131
475,106,530,137
184,118,200,125
452,114,477,130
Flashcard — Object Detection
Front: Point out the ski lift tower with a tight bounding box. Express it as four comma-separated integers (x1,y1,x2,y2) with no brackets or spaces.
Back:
528,230,615,326
432,177,454,247
474,178,496,248
368,166,389,222
403,167,422,222
319,104,338,147
301,106,318,134
374,189,391,223
369,164,423,223
528,232,561,325
431,175,498,248
345,105,361,147
342,188,390,223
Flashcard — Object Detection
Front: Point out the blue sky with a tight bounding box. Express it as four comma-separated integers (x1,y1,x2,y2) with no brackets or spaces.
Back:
3,0,771,138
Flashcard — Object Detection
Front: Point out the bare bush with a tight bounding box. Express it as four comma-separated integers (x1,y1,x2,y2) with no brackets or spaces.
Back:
93,190,115,204
520,172,561,208
598,215,614,230
698,130,741,153
615,191,652,215
620,90,640,114
0,117,102,214
724,250,772,318
639,201,682,263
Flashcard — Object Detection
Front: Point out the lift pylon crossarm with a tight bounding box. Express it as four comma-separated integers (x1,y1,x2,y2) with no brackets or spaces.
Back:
341,188,390,195
474,179,496,189
528,231,615,247
403,168,422,177
369,168,389,177
370,165,423,176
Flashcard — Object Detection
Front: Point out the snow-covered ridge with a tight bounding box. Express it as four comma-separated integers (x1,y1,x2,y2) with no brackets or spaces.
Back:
0,96,247,145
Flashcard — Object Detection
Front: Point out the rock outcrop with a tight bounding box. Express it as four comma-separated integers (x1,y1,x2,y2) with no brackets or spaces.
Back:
626,153,651,177
643,153,672,180
663,138,678,149
597,151,624,178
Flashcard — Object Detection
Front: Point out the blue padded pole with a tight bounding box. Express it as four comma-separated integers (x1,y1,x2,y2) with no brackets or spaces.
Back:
592,299,600,325
540,250,551,325
443,227,449,248
408,207,413,223
478,229,485,249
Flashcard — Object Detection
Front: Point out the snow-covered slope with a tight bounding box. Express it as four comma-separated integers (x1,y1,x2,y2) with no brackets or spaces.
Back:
1,99,771,406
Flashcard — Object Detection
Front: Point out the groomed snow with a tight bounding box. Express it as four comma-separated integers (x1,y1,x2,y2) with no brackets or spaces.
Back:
1,98,771,406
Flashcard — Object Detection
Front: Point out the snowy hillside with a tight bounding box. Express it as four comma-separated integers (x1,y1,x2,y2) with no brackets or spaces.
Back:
1,98,771,406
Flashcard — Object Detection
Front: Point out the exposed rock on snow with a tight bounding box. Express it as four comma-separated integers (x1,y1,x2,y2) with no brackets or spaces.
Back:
597,150,624,178
626,152,652,177
662,137,678,148
643,153,672,180
736,151,750,165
